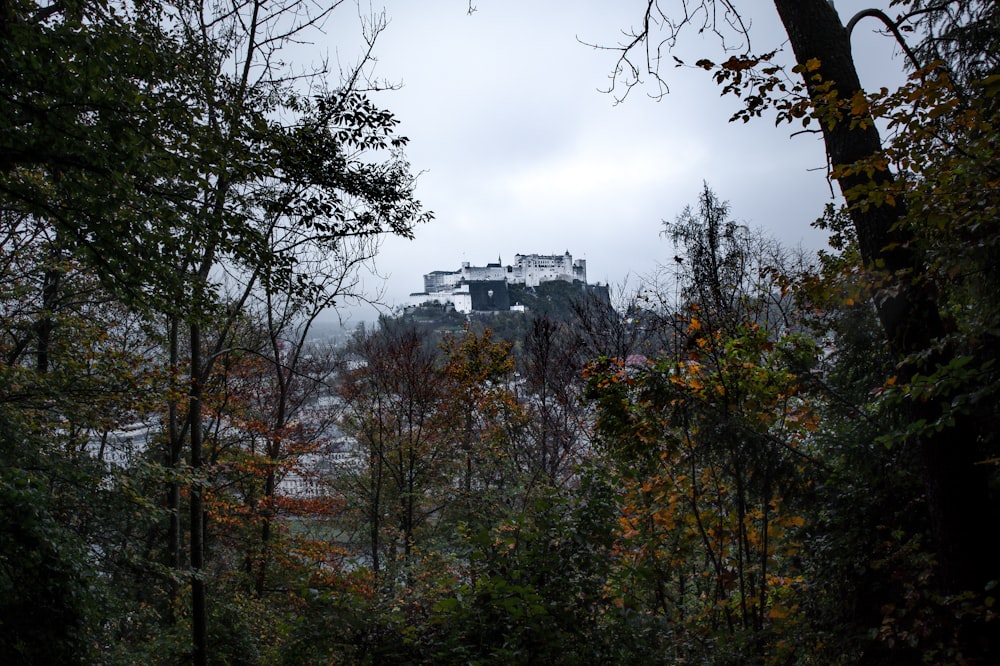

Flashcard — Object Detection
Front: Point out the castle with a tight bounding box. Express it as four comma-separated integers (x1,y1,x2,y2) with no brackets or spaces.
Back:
408,252,588,314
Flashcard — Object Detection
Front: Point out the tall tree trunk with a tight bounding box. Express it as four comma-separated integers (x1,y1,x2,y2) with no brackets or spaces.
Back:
255,467,275,597
189,320,207,666
34,254,60,374
773,0,995,603
166,316,182,614
370,447,382,576
256,320,289,597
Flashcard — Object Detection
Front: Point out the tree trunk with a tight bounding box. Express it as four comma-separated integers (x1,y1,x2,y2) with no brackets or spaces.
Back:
255,325,287,597
370,459,382,576
166,316,182,613
773,0,996,604
255,467,275,598
189,320,207,666
772,0,935,349
34,251,61,374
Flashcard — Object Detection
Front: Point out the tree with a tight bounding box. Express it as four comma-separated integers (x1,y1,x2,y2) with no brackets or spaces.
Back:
439,326,526,525
142,2,428,658
0,433,94,666
766,5,1000,630
571,283,661,363
0,211,180,663
0,1,177,295
2,0,429,661
904,0,1000,89
612,0,998,624
423,484,627,665
335,319,449,575
519,315,589,483
586,186,819,662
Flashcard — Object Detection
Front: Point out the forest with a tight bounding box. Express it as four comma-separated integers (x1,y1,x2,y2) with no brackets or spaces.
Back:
2,0,999,664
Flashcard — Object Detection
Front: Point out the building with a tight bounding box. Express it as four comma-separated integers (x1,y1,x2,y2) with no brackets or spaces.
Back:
422,252,587,294
511,252,586,287
408,252,590,314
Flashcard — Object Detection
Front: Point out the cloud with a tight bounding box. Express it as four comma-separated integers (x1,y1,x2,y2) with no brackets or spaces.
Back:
501,133,705,213
324,1,903,321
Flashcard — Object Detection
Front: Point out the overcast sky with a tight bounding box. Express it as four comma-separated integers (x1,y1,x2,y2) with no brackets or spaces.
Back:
320,1,908,321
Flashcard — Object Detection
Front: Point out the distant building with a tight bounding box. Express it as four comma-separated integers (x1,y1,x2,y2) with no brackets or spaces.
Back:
511,252,586,287
423,270,462,293
410,252,589,314
422,252,587,294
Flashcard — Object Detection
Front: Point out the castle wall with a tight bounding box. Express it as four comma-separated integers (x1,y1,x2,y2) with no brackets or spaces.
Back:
423,253,587,293
424,270,463,293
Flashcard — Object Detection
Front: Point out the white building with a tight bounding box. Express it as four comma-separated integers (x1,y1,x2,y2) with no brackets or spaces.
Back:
512,252,586,287
422,252,587,293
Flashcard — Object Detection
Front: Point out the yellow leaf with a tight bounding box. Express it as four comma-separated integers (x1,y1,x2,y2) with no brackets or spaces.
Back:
851,93,868,117
805,58,822,72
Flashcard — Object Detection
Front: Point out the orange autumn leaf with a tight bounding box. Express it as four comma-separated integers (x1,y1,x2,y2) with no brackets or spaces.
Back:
768,604,792,619
785,515,806,527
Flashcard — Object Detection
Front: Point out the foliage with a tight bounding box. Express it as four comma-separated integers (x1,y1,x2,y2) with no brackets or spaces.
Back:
507,280,604,320
1,0,427,663
518,315,591,482
0,432,95,666
334,318,451,574
585,187,821,663
607,1,1000,659
4,1,1000,663
438,325,529,525
423,485,626,665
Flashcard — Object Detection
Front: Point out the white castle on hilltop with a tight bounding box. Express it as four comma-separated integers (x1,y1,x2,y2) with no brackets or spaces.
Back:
408,252,588,314
423,252,586,293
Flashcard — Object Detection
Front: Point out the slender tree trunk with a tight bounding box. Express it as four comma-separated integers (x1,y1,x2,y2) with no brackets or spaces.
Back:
403,437,415,562
733,462,749,629
369,427,383,576
189,320,207,666
758,480,769,634
370,465,382,576
255,325,287,597
35,253,60,374
773,0,996,610
166,316,182,612
255,466,275,597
